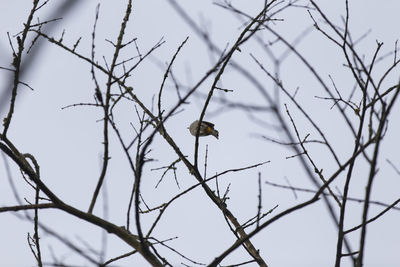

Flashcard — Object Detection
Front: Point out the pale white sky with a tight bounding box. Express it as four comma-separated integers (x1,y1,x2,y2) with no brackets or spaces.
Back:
1,1,400,266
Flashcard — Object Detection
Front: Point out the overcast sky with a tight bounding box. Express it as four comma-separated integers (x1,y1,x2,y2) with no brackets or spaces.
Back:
1,1,400,266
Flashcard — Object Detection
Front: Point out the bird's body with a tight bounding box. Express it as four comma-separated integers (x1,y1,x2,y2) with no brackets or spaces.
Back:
188,120,219,139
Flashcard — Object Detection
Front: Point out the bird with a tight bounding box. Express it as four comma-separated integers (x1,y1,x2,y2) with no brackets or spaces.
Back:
188,120,219,139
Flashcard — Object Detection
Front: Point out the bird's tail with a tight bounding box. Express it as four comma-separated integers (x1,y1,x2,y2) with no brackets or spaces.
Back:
211,129,219,139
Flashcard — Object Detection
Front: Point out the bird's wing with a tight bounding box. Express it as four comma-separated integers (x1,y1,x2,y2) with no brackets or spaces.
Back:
202,121,214,127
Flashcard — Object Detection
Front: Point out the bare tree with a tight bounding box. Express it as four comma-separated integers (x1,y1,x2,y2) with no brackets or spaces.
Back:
1,0,400,266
